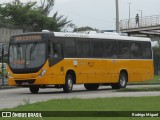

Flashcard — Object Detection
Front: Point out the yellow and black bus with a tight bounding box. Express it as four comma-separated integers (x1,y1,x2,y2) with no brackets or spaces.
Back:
7,32,154,93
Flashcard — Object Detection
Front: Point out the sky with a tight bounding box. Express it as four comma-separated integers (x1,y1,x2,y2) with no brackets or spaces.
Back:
0,0,160,30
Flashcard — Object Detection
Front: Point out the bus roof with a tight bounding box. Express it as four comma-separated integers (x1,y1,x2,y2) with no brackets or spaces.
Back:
54,32,151,42
11,32,151,42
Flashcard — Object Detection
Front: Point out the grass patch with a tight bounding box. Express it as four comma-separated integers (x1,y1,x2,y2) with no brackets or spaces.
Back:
3,96,160,111
118,86,160,92
129,75,160,85
145,75,160,83
1,97,160,120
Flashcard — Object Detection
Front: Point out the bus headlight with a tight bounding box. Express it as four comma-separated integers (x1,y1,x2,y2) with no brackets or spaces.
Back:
8,72,13,78
38,69,47,77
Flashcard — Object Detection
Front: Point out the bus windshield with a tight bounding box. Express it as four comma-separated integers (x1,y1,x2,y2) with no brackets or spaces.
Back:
9,43,46,69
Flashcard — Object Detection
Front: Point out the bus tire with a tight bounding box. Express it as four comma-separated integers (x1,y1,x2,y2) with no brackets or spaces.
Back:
111,72,127,89
29,86,39,94
63,74,73,93
84,84,99,90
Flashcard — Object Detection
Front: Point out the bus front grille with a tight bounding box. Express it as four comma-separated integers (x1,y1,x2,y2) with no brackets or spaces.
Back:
15,79,36,85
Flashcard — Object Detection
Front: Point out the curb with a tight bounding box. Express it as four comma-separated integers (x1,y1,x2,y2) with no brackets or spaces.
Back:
0,85,18,90
128,83,160,85
0,83,160,90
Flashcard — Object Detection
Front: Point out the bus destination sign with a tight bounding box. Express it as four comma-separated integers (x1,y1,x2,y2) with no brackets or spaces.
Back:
14,35,42,42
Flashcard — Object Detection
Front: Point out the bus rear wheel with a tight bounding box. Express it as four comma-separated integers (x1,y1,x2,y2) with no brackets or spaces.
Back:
63,74,73,93
29,86,39,94
111,72,127,89
84,84,99,90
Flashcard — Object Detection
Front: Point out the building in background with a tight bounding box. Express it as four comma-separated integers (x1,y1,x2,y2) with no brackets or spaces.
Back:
0,26,23,63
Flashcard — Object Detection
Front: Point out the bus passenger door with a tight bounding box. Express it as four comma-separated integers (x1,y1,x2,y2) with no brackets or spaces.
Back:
48,43,64,84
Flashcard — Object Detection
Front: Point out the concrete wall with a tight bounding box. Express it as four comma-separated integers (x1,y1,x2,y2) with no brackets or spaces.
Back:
0,27,23,43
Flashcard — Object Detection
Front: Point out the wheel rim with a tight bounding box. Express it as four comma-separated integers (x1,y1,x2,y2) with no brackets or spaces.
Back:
120,75,126,87
68,78,73,90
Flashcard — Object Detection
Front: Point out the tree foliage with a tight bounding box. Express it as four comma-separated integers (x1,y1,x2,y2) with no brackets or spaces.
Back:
0,0,71,32
73,26,97,32
38,0,54,16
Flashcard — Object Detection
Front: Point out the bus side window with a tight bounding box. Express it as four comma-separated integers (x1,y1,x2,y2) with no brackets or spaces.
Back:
49,43,54,59
142,42,152,59
65,39,76,58
76,39,90,58
54,44,63,58
49,43,63,66
118,41,130,59
91,39,104,58
49,43,63,59
130,42,142,59
105,40,117,58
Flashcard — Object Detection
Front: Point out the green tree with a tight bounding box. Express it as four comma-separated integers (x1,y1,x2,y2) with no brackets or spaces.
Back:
38,0,55,16
73,26,97,32
0,0,71,32
0,0,36,26
38,0,71,31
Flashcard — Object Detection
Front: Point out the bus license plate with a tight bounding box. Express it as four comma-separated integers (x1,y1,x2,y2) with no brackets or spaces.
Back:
22,82,29,85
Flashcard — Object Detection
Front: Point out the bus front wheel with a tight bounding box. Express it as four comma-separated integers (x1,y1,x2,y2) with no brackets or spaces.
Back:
29,86,39,94
84,84,99,90
111,72,127,89
63,74,73,93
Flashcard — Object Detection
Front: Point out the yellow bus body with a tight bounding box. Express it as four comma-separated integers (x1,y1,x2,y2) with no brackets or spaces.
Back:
8,58,153,86
7,32,154,93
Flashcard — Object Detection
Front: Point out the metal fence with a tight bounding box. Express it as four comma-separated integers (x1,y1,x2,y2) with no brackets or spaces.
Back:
154,66,160,75
120,15,160,30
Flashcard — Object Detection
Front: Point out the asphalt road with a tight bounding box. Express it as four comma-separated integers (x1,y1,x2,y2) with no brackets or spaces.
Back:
1,85,160,109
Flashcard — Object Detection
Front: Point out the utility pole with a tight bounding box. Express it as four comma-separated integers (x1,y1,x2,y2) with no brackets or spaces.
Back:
138,10,142,18
115,0,119,33
128,2,131,29
128,3,131,19
1,44,4,86
138,10,142,27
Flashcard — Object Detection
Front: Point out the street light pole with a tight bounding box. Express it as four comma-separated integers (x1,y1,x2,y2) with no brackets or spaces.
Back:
1,44,5,86
138,10,142,27
127,2,131,29
128,3,131,19
115,0,119,33
138,10,142,18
